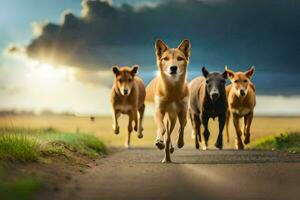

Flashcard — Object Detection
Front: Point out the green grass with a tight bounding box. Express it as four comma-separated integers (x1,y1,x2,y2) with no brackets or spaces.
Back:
0,127,106,162
0,166,41,200
251,132,300,153
0,135,39,162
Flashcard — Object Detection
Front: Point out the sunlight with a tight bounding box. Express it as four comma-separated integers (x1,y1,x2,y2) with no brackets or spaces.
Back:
25,60,75,86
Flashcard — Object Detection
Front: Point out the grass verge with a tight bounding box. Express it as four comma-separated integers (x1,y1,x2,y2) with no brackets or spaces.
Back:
250,132,300,153
0,127,106,162
0,127,106,199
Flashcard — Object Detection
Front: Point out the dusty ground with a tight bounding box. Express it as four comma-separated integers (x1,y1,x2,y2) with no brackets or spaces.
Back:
37,148,300,200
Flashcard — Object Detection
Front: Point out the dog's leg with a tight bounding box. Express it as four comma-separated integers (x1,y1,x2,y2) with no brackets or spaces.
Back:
189,109,196,139
137,104,145,139
190,111,201,149
233,114,243,150
132,108,138,132
112,110,120,135
125,112,133,148
243,111,253,145
154,110,166,150
177,108,187,149
168,112,177,154
202,114,210,150
162,120,172,163
215,113,226,150
225,110,231,143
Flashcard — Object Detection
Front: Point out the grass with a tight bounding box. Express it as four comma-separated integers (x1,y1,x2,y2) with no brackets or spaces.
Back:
0,127,106,162
251,132,300,153
0,127,106,199
0,135,39,162
0,166,41,200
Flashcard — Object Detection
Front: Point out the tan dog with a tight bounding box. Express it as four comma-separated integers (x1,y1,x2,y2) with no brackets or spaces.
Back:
225,66,256,149
111,65,146,148
146,39,190,162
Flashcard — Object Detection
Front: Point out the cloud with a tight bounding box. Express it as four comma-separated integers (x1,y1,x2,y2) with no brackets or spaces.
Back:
7,0,300,91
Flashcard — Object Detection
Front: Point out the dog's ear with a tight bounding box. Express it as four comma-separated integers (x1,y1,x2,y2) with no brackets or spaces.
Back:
178,39,191,60
225,65,235,80
155,39,168,59
202,66,209,78
222,70,228,79
130,65,139,76
245,66,255,79
112,65,120,75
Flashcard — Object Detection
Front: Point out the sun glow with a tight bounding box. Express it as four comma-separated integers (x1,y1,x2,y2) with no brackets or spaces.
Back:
25,60,75,86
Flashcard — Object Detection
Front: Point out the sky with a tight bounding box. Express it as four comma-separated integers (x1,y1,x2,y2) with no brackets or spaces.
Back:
1,0,300,116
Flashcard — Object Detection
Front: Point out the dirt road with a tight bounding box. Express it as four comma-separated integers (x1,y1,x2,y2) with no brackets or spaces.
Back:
42,148,300,200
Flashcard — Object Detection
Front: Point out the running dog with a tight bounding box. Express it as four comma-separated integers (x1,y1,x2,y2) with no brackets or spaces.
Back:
189,67,228,150
111,65,146,148
146,39,190,162
225,66,256,150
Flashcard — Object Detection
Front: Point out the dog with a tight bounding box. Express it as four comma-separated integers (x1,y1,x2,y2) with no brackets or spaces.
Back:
225,66,256,150
146,39,190,162
111,65,146,148
189,67,228,150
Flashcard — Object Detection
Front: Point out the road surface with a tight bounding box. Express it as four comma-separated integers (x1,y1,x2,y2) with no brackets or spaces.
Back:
47,148,300,200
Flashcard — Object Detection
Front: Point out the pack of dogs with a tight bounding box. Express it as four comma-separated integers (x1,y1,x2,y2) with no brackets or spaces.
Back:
111,39,256,162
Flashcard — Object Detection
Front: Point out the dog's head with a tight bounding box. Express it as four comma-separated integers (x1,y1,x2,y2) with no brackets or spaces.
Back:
225,66,255,97
202,67,227,102
112,65,139,96
155,39,191,80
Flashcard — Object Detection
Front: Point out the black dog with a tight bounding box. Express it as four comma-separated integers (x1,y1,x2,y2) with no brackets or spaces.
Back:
189,67,228,149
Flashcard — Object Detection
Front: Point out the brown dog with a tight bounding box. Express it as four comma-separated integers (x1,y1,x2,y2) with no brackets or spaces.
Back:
146,39,190,162
225,66,256,149
111,65,146,148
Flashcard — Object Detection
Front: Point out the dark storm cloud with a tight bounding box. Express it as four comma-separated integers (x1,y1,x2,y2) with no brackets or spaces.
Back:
22,0,300,73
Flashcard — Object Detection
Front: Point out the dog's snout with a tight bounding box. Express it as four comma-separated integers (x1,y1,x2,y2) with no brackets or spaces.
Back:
170,66,178,74
240,90,246,96
123,88,129,95
211,92,219,100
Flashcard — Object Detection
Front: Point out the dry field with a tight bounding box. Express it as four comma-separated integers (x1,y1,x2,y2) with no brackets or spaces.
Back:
0,115,299,149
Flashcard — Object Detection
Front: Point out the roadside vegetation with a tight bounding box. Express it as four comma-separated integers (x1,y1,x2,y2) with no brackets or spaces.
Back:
0,127,107,199
0,127,106,162
251,131,300,153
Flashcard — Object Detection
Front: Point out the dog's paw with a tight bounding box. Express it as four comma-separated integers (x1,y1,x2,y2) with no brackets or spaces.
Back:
155,140,165,150
170,146,175,154
162,157,172,163
215,142,223,150
137,133,143,139
124,143,130,149
244,135,250,144
235,139,244,150
113,127,120,135
177,139,184,149
195,142,200,149
202,142,208,150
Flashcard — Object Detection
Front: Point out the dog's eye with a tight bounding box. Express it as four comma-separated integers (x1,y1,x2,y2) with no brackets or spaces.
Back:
128,78,132,82
243,80,247,83
234,80,238,83
119,79,123,83
162,57,169,61
177,56,184,61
